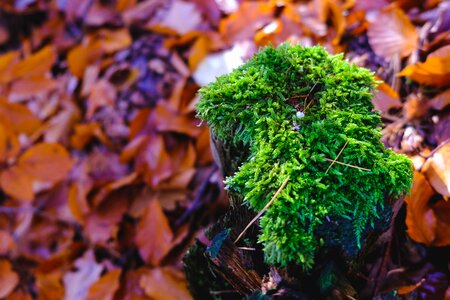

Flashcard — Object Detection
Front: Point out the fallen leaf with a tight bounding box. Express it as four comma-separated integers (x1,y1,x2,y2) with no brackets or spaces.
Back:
93,28,132,54
397,278,425,295
367,5,418,59
0,122,20,164
398,45,450,87
188,35,211,71
0,51,19,83
86,269,121,300
138,135,173,188
0,97,41,135
0,259,19,299
140,267,192,300
12,45,56,79
0,165,34,200
0,230,14,255
135,200,173,266
404,94,426,120
18,143,73,183
70,122,111,149
36,271,65,300
86,79,117,119
422,142,450,197
219,1,275,43
428,88,450,111
373,81,403,114
9,76,57,101
404,172,437,245
62,250,103,300
67,45,91,78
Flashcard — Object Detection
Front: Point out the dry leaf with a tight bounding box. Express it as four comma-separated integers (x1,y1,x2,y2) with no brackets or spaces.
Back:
428,88,450,111
0,122,20,164
70,122,111,149
373,81,403,114
0,259,19,299
36,271,65,300
139,267,192,300
67,45,91,78
0,230,14,255
398,45,450,87
9,76,57,101
135,200,173,266
0,51,19,83
0,165,34,200
405,172,437,245
12,46,56,79
156,0,202,35
0,97,41,135
422,142,450,197
86,79,117,118
86,269,121,300
18,143,73,183
63,250,103,300
188,35,210,71
367,5,418,59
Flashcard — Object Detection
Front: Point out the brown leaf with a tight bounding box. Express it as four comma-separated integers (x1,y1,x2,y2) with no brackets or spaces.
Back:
0,122,20,164
86,269,121,300
70,122,112,149
405,172,437,245
92,28,132,54
9,76,57,101
135,200,173,266
188,35,211,71
139,267,192,300
422,142,450,197
0,51,19,83
12,45,56,79
36,271,65,300
86,79,117,119
0,259,19,299
138,135,173,188
220,1,275,43
398,45,450,87
397,278,425,295
18,143,73,183
0,97,41,135
373,81,403,114
367,5,418,59
428,88,450,111
0,165,34,200
0,230,14,255
67,45,91,78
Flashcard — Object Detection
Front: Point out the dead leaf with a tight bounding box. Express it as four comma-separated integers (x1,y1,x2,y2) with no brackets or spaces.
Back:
397,278,426,295
9,76,57,101
140,266,192,300
0,165,34,200
404,94,426,120
398,45,450,87
219,1,275,43
86,269,121,300
405,172,437,245
12,45,56,79
373,81,403,114
0,230,14,255
154,0,202,35
36,271,65,300
0,51,19,83
188,35,211,71
62,250,103,300
367,5,418,59
70,122,111,149
135,199,173,266
428,88,450,111
0,97,41,135
18,143,73,183
67,45,91,78
0,122,20,164
86,79,117,119
422,142,450,197
0,259,19,299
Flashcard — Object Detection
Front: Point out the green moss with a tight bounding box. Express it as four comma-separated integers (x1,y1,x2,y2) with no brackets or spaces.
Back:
196,44,413,271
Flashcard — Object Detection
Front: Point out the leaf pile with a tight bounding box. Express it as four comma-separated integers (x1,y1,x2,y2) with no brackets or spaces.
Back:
0,0,449,299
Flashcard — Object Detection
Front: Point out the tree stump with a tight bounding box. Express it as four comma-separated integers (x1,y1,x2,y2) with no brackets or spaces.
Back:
184,44,413,299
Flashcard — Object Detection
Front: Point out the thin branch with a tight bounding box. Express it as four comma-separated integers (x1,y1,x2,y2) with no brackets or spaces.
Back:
324,158,371,171
234,175,290,244
326,140,349,174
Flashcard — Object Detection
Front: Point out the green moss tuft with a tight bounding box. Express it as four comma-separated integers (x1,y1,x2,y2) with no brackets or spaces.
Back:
196,44,413,271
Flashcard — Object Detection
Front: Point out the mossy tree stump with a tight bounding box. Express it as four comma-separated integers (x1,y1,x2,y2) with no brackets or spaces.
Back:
184,44,413,299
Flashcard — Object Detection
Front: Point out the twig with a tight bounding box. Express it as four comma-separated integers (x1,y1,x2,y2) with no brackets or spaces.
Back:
238,247,256,251
326,140,349,174
324,158,371,171
234,176,290,244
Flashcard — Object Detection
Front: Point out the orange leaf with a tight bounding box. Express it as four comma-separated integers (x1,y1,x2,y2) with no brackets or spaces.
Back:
9,76,57,101
0,123,20,164
220,2,275,43
0,230,14,255
397,278,425,295
139,135,173,188
0,97,41,135
86,80,117,118
422,143,450,197
18,143,73,183
12,46,56,79
188,35,210,71
139,267,192,300
0,165,34,200
0,51,19,83
86,270,121,300
67,45,90,78
405,172,437,245
70,122,111,149
367,5,418,59
36,271,64,300
398,45,450,87
135,200,173,266
92,28,132,54
373,81,403,114
0,259,19,299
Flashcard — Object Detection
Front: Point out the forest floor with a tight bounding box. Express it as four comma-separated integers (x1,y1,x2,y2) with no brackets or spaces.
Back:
0,0,449,299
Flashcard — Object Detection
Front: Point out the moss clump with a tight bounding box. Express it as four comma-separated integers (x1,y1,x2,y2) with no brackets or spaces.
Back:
196,44,412,271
